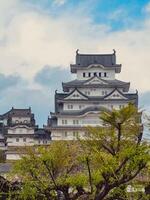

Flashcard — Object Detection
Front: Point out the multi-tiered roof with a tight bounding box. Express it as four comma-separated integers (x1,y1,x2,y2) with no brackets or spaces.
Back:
47,51,138,133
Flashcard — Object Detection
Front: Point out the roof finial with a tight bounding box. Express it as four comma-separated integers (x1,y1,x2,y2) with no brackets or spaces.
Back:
76,49,79,55
113,49,116,54
55,90,58,94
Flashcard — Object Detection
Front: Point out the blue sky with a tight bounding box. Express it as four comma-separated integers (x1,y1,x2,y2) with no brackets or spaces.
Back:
0,0,150,129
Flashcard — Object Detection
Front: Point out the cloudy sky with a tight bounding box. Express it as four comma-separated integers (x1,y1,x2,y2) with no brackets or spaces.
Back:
0,0,150,127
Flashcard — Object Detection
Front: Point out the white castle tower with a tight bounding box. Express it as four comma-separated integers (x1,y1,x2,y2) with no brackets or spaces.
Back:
46,50,138,140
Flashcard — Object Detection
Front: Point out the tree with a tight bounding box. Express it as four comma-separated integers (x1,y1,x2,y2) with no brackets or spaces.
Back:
82,104,150,200
13,141,90,200
13,104,150,200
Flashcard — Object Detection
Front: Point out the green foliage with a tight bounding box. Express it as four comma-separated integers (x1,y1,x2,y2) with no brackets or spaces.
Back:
11,104,150,200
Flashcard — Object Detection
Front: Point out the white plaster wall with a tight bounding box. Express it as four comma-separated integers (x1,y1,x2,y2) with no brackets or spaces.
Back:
7,137,34,146
58,102,127,126
80,88,113,97
51,130,85,140
12,117,30,124
52,101,128,141
6,154,22,160
58,113,102,126
8,127,34,135
63,102,109,111
77,68,115,80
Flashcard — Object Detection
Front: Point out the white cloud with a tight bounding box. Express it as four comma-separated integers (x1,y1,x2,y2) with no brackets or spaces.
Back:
0,0,150,94
144,1,150,14
53,0,67,6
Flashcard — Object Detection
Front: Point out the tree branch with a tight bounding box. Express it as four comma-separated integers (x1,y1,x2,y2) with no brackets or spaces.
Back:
101,143,115,156
42,160,58,189
86,157,93,194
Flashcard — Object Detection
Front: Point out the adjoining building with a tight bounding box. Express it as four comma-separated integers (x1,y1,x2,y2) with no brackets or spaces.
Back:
0,107,51,160
46,50,138,140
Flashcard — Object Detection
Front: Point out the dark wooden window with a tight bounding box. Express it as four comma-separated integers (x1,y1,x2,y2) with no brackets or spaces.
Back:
88,73,91,77
83,72,86,77
104,72,107,77
99,72,101,77
94,72,97,76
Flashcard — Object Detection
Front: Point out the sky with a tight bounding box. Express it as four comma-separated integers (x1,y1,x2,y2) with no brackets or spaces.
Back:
0,0,150,129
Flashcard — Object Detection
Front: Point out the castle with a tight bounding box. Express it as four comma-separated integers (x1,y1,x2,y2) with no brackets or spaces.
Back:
46,50,138,140
0,50,138,160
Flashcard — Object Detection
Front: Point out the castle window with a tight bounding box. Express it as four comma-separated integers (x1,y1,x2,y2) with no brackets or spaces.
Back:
23,138,26,142
104,72,107,77
102,91,107,96
79,105,82,109
111,105,114,109
16,138,19,142
62,119,67,125
68,105,73,109
88,73,91,77
85,91,90,95
119,105,124,109
73,120,79,125
15,120,19,124
24,120,28,123
99,72,101,77
62,131,67,137
73,94,79,97
83,72,86,77
73,131,79,138
94,72,97,77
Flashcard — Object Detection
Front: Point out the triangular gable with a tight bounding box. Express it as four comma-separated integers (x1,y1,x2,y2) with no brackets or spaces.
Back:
104,89,128,100
64,89,88,100
84,76,107,85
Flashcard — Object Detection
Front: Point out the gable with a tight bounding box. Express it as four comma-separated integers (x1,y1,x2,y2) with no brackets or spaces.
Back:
84,77,107,85
104,89,128,100
64,90,88,100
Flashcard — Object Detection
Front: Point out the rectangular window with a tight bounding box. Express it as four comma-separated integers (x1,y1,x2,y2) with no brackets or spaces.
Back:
79,105,82,109
85,91,90,96
88,72,91,77
16,138,19,142
67,105,73,109
102,91,107,95
99,72,101,77
23,138,26,142
62,119,67,125
73,131,79,138
73,120,79,125
94,72,97,76
62,131,67,137
104,72,107,77
83,72,86,77
111,105,113,109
